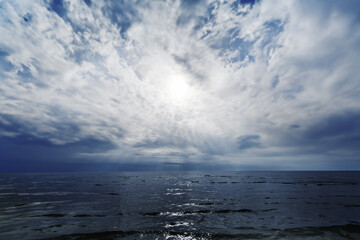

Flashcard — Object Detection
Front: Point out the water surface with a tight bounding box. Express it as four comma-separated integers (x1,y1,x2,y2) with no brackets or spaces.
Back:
0,171,359,239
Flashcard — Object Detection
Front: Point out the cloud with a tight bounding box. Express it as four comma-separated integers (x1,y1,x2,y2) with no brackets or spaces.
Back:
237,135,261,150
0,0,360,170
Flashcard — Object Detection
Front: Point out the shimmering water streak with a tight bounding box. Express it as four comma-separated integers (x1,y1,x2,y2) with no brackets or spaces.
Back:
0,171,359,239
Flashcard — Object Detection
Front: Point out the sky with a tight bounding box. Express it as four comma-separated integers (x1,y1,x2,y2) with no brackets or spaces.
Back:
0,0,360,172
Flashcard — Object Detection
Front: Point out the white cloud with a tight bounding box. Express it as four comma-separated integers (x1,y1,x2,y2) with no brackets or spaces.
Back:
0,0,359,168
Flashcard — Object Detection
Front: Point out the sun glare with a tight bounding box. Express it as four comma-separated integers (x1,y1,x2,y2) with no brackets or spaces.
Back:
168,76,190,103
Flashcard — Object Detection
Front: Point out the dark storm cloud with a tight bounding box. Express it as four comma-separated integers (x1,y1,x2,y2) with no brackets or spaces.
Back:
0,113,121,167
304,111,360,149
0,125,117,172
267,111,360,158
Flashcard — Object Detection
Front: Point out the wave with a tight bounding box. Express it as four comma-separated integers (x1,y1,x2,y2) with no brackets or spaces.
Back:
141,208,276,216
43,224,360,240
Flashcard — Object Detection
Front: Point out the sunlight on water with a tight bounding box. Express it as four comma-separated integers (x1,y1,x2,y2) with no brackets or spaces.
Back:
163,233,209,240
0,172,360,240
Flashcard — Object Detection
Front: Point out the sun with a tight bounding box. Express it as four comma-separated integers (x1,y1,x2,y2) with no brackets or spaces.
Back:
168,76,190,103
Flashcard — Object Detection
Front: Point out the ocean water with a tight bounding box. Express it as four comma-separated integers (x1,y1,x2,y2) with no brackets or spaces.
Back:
0,171,360,240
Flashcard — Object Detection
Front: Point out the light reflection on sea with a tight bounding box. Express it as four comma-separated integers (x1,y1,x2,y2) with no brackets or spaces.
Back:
0,171,359,239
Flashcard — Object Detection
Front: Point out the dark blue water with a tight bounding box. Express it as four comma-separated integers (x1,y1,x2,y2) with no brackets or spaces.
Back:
0,171,360,239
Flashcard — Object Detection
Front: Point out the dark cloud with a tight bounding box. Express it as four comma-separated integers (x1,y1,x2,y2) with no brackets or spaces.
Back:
0,114,28,136
134,138,187,149
176,0,216,31
134,139,168,148
181,0,202,6
0,113,119,156
300,0,360,23
172,54,205,82
305,112,360,139
15,63,49,88
0,130,117,172
272,75,279,88
304,111,360,150
280,85,304,100
47,0,94,35
237,135,261,150
101,0,140,37
0,49,14,72
270,111,360,157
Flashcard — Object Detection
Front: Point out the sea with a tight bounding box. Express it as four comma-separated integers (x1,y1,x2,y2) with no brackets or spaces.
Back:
0,171,359,240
